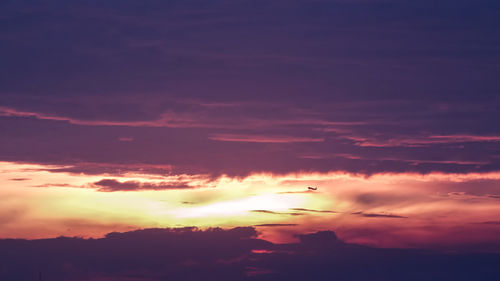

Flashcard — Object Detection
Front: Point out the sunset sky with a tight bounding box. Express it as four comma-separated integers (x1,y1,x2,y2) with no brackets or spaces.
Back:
1,1,500,280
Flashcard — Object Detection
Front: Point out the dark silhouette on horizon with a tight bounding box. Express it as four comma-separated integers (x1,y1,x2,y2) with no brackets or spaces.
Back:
1,227,499,281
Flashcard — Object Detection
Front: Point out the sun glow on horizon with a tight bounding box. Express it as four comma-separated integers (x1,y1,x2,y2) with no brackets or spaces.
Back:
1,161,500,247
172,193,306,218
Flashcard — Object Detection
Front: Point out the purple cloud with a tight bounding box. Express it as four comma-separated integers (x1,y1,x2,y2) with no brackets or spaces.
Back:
92,179,195,192
0,227,499,281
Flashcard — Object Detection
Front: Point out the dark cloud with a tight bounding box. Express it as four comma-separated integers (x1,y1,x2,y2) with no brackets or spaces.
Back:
182,201,197,205
0,227,499,281
352,211,408,218
0,227,267,281
8,178,30,181
362,213,408,218
290,208,338,213
0,0,499,177
254,224,299,227
92,179,195,192
250,210,304,216
296,230,339,245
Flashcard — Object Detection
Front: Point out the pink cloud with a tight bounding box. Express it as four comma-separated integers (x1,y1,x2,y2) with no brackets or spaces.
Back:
209,134,324,143
346,134,500,147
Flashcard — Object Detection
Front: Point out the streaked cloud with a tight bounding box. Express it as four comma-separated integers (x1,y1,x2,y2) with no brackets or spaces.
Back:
209,134,324,143
92,178,196,192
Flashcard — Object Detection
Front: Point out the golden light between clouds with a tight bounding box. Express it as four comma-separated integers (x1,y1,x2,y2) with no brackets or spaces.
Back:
1,161,500,247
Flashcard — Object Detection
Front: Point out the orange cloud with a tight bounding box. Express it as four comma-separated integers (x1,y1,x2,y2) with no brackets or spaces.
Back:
0,161,499,249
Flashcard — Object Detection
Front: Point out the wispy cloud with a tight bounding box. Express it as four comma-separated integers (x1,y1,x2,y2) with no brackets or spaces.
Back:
347,135,500,148
9,178,30,181
290,208,338,213
209,134,324,143
91,178,197,192
357,212,408,219
250,210,304,216
254,223,299,227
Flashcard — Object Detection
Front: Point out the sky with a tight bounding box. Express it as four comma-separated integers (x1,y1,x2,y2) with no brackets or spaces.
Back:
1,0,500,280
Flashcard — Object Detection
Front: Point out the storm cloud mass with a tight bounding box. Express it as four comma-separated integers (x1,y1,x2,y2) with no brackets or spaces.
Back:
0,0,499,177
1,227,500,281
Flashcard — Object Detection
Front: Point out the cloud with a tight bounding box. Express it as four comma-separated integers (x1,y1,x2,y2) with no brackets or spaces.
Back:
0,106,210,129
296,230,339,245
0,105,359,131
347,134,500,148
32,183,80,188
46,162,175,176
181,201,197,205
8,178,30,181
92,179,196,192
1,0,499,178
209,134,324,143
254,223,299,227
2,98,500,177
0,227,499,281
352,211,408,218
0,227,267,281
250,210,304,216
290,208,338,213
361,213,408,218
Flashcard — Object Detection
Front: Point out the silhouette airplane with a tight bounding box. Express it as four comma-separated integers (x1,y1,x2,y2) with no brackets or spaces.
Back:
307,186,318,191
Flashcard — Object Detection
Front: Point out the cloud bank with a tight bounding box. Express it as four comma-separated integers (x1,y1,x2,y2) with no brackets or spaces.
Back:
0,227,499,281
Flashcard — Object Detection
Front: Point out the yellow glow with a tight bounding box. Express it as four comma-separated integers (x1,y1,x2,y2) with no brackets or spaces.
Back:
1,161,500,247
173,193,305,217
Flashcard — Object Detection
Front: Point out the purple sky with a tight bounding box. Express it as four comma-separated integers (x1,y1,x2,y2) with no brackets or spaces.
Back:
1,0,499,177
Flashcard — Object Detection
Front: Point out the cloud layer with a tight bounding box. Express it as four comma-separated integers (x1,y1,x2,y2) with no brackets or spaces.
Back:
0,0,499,177
1,227,499,281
